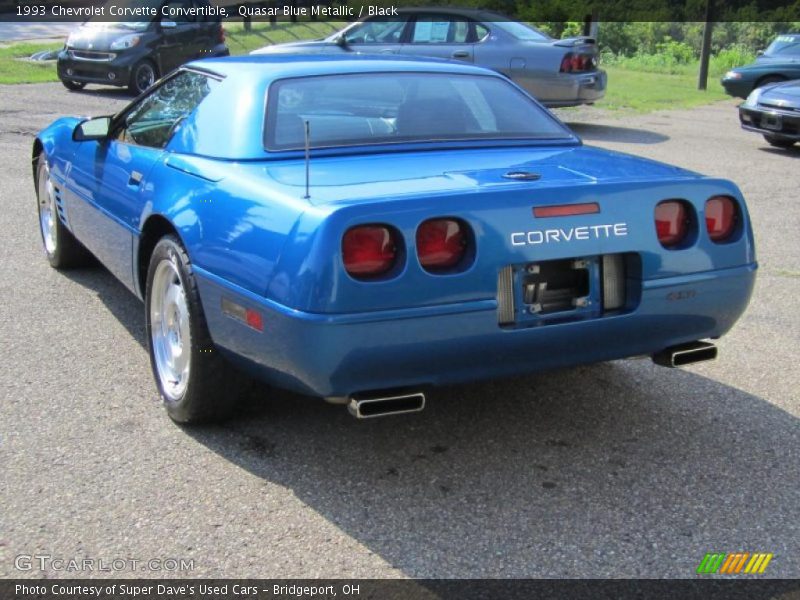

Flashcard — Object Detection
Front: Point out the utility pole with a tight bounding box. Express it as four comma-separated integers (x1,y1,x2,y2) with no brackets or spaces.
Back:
698,0,714,90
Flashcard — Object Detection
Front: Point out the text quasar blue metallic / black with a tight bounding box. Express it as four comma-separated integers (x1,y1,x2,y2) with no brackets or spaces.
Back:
34,55,756,420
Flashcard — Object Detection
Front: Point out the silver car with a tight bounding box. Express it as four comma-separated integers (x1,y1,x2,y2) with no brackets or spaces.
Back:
251,8,606,107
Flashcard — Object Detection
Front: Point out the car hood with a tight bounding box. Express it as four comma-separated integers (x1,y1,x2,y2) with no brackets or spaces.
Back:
251,40,340,55
249,145,702,206
742,55,800,69
759,79,800,104
67,25,146,51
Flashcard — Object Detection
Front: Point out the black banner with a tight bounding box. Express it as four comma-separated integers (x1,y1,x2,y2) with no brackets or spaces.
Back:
4,579,800,600
2,0,800,23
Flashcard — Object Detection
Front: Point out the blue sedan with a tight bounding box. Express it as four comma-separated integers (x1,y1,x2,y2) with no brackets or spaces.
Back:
33,55,756,423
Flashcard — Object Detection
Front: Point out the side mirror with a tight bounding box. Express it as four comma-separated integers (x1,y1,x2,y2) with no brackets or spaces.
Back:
73,116,111,141
161,20,177,29
757,49,764,56
334,34,349,49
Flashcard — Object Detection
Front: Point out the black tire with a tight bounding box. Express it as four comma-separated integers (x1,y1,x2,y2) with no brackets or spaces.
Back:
128,60,157,96
755,75,785,89
764,135,796,148
145,235,244,423
35,153,92,269
60,79,86,91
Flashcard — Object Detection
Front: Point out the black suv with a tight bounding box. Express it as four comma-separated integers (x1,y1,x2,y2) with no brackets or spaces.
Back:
57,0,228,95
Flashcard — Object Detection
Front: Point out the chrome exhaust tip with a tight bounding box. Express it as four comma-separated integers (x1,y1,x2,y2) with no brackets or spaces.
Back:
347,392,426,419
652,341,718,368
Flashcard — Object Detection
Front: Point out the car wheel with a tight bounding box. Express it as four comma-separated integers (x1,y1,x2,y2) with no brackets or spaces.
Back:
129,60,157,95
35,153,92,269
764,135,796,148
755,75,785,88
145,235,244,423
60,79,85,91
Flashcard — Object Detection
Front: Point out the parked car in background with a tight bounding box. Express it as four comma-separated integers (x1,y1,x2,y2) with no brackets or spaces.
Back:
721,33,800,98
33,55,755,424
739,79,800,148
57,0,228,95
251,9,606,108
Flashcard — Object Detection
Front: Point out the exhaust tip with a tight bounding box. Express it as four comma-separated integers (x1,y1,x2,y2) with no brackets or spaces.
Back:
653,341,717,368
348,392,426,419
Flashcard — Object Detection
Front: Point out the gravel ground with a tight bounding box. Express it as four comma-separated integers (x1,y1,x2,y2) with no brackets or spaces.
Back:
0,83,798,579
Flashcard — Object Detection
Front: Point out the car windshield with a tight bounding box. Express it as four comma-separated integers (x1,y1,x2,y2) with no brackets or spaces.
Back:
84,0,160,29
492,20,550,41
764,35,800,56
265,72,572,151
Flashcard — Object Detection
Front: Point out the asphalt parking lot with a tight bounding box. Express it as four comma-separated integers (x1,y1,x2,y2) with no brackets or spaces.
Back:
1,83,798,579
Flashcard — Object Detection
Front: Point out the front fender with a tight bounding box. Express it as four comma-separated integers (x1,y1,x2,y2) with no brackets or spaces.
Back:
34,117,82,183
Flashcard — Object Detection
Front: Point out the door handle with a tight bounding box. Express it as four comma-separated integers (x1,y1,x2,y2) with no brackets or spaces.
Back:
452,51,469,58
128,171,143,186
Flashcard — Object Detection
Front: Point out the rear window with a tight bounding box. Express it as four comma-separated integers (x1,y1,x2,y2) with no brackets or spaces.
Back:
265,72,571,151
492,21,550,42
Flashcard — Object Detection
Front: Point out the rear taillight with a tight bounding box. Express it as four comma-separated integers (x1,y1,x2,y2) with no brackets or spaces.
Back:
705,195,738,242
560,53,594,73
655,200,692,248
342,225,398,279
416,218,468,272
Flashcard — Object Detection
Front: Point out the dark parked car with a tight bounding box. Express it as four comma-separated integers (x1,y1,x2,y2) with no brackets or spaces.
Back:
57,0,228,95
251,8,606,108
739,79,800,148
721,33,800,98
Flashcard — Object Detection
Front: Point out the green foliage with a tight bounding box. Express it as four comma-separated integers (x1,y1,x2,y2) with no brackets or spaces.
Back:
595,66,728,112
0,42,61,84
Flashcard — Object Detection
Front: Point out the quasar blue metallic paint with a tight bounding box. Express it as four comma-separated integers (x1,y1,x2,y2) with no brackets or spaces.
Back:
34,55,757,401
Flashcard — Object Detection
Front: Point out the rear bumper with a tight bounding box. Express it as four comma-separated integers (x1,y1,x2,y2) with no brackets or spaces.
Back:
518,70,607,108
196,263,756,398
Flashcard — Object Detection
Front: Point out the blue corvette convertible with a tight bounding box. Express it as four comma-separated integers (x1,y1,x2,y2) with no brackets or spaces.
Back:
34,55,757,422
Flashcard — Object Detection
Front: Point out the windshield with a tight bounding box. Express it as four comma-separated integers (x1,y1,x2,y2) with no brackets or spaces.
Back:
764,35,800,57
492,21,550,41
84,0,160,29
265,72,572,151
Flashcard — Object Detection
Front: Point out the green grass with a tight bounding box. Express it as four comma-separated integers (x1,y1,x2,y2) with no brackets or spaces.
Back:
0,42,62,84
0,26,732,115
595,66,729,112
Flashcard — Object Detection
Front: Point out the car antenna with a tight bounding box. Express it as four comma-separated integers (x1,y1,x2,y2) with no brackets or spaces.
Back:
304,119,311,200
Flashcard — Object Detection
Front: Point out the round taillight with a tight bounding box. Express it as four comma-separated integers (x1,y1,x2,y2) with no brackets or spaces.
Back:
416,218,468,272
705,195,738,242
342,225,398,279
655,200,691,248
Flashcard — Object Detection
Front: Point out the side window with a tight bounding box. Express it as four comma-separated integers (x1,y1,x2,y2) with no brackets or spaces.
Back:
344,18,409,44
117,71,216,148
474,23,489,42
411,16,471,44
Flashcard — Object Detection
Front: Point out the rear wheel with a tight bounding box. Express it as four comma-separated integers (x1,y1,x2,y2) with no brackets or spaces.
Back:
145,235,244,423
129,60,157,95
35,153,92,269
60,79,85,91
764,135,796,148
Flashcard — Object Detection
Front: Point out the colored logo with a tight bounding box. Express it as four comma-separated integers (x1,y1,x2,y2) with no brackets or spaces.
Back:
697,552,773,574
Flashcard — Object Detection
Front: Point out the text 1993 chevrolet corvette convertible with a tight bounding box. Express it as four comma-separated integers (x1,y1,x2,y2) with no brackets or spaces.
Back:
34,55,756,423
